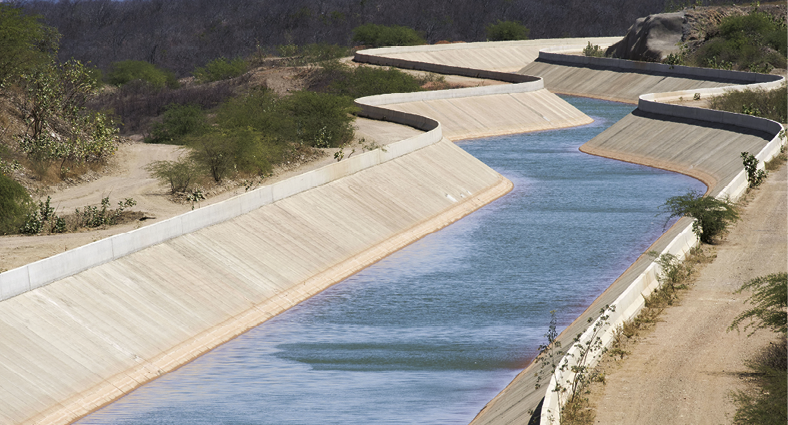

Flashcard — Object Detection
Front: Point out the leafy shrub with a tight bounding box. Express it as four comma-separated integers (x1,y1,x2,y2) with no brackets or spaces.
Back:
741,151,767,188
0,4,59,86
145,157,202,193
0,173,32,234
352,24,425,48
217,88,355,148
75,197,136,228
282,90,356,148
146,103,208,144
193,57,247,83
16,59,119,175
661,190,739,244
730,272,787,336
188,128,280,182
106,60,179,89
215,88,288,134
486,20,530,41
312,61,424,98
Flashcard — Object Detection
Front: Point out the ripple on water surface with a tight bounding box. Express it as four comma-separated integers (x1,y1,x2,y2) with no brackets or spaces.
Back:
77,96,706,425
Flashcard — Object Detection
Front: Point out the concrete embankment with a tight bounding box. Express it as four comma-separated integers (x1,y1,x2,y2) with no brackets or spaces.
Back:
471,49,784,425
354,40,628,137
0,39,602,425
520,49,780,104
0,136,511,424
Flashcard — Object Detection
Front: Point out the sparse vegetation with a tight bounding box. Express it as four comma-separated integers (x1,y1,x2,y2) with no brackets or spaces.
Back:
582,42,605,57
729,272,787,425
708,83,787,124
687,10,787,72
661,191,739,244
20,196,138,235
729,341,787,425
145,157,202,194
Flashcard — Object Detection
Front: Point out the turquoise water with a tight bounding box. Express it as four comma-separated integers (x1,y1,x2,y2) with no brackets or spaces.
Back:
77,96,705,424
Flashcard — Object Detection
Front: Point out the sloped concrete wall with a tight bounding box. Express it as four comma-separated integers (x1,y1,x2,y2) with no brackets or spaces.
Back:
0,139,512,425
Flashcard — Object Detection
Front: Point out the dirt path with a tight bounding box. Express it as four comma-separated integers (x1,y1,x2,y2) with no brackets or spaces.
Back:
589,162,787,424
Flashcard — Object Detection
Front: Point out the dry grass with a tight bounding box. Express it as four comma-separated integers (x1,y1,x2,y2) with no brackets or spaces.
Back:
560,246,717,425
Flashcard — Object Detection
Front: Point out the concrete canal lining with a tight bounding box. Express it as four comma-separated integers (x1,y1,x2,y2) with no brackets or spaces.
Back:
0,40,595,425
0,38,783,425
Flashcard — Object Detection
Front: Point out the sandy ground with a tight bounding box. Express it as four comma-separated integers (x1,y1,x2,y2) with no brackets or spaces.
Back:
0,117,423,272
588,161,787,425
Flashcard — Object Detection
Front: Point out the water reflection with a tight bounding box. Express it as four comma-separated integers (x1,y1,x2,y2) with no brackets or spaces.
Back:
77,96,705,425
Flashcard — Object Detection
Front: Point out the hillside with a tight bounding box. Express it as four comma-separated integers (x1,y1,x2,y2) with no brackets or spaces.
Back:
19,0,740,76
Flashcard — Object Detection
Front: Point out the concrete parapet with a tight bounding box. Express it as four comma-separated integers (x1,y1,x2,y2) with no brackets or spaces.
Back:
538,47,784,85
537,52,786,425
0,107,444,302
355,51,540,83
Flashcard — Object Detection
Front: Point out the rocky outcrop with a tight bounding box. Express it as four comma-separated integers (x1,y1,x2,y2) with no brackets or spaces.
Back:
606,11,685,62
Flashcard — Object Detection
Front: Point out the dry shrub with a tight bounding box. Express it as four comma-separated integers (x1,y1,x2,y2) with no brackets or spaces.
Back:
90,74,251,134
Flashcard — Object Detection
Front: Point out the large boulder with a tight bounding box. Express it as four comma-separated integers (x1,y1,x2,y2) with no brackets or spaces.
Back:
606,12,685,62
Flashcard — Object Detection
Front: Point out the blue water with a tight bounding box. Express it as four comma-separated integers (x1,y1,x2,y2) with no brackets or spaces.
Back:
77,96,705,424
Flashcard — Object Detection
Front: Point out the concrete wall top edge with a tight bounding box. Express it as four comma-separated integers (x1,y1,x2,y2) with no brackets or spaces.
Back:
356,37,622,56
537,50,784,85
0,101,444,301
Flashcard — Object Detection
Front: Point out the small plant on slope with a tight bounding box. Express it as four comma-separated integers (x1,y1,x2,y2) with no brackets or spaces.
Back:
661,191,739,244
741,151,767,189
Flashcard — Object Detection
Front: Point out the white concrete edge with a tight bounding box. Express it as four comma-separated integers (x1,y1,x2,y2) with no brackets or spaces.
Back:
541,51,785,425
537,48,784,85
356,37,621,56
0,108,444,301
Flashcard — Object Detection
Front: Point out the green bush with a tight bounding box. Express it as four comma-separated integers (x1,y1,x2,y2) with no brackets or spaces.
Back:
730,272,787,336
282,90,356,148
106,60,179,89
352,24,425,48
315,61,424,98
0,173,32,234
0,4,59,86
17,59,119,175
193,57,247,83
188,128,280,182
486,20,530,41
216,88,290,134
145,157,202,193
146,103,208,144
708,83,787,124
217,88,355,148
661,190,739,244
690,11,787,72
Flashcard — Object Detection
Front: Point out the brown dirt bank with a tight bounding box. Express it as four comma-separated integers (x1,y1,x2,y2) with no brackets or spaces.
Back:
588,161,787,424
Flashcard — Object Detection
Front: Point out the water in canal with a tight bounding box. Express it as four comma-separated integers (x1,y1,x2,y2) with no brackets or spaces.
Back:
77,96,705,424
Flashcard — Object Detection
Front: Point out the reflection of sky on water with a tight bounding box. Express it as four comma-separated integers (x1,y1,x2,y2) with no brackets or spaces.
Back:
77,96,705,425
